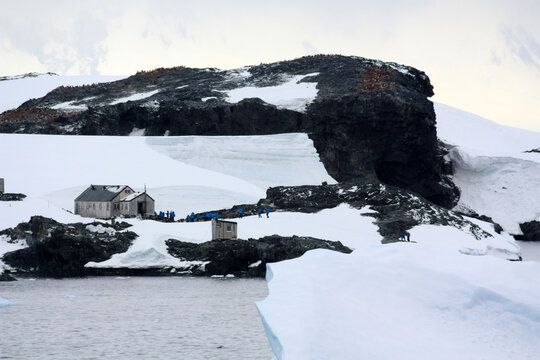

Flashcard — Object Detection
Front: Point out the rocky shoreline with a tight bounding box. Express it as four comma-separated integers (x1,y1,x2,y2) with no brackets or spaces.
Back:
0,216,351,280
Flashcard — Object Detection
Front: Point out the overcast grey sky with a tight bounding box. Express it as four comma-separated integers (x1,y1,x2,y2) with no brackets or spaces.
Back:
1,0,539,131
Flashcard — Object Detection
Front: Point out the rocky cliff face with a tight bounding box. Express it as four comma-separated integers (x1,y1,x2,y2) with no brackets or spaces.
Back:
0,55,458,207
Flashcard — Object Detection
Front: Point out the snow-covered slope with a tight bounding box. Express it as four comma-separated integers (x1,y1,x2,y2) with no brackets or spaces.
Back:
435,103,540,234
0,73,127,113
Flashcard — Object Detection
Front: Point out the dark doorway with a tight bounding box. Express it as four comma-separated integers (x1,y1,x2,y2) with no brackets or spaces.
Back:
137,201,146,215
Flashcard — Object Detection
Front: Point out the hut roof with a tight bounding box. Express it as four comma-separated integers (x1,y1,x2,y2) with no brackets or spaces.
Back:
75,185,128,202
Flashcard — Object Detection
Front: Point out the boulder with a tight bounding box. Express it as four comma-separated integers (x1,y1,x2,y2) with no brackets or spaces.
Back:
517,221,540,241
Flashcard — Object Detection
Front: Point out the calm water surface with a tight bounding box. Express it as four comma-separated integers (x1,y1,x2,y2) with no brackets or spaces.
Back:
0,277,273,360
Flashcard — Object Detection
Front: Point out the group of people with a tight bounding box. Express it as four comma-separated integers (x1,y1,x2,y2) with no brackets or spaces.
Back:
158,210,175,220
186,211,219,222
399,231,411,242
390,231,411,242
237,207,270,218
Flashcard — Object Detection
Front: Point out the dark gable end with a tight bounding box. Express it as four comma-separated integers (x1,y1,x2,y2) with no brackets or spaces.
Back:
75,185,127,202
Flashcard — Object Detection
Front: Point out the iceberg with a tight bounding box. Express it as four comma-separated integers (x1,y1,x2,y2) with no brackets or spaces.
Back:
0,296,13,307
257,233,540,360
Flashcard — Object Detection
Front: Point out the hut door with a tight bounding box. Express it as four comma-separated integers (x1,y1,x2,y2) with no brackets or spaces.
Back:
137,201,146,215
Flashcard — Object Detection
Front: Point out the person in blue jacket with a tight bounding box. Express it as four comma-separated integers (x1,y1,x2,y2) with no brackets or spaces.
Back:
265,208,270,218
238,207,244,218
258,208,262,218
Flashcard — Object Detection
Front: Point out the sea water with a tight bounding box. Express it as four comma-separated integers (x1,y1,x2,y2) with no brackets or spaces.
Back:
0,277,272,360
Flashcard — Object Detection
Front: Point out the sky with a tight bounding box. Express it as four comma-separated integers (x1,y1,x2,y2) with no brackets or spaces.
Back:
1,0,539,131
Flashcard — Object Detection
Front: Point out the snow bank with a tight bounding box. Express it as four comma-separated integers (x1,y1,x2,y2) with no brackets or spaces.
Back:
0,73,126,113
448,147,540,233
257,233,540,360
223,73,319,113
410,222,520,259
85,248,206,269
435,103,540,233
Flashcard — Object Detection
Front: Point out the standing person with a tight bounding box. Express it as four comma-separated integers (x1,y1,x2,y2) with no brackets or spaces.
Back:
405,231,411,242
266,208,270,218
170,211,175,221
258,207,262,218
239,207,243,218
166,210,169,218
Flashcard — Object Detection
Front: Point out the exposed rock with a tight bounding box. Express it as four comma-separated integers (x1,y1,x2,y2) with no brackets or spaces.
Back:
1,216,136,277
166,235,352,277
515,221,540,241
0,193,26,201
0,55,459,208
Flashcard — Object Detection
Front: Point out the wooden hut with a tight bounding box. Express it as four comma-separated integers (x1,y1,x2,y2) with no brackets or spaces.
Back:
211,219,238,240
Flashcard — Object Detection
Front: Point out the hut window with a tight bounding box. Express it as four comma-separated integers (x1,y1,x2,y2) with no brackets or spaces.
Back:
226,225,232,232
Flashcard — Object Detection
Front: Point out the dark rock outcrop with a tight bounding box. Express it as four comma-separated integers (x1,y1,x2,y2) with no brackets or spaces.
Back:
0,272,16,281
166,235,352,277
515,221,540,241
0,193,26,201
0,55,458,208
1,216,136,277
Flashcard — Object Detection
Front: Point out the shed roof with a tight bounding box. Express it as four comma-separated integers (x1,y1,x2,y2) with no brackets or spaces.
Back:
121,191,155,202
75,185,128,202
213,219,237,225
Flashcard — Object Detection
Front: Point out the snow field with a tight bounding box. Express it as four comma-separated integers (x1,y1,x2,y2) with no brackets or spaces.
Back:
223,73,319,113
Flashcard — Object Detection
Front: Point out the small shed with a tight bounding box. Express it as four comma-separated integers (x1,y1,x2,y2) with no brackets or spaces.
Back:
120,192,155,217
212,219,238,240
0,178,4,194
